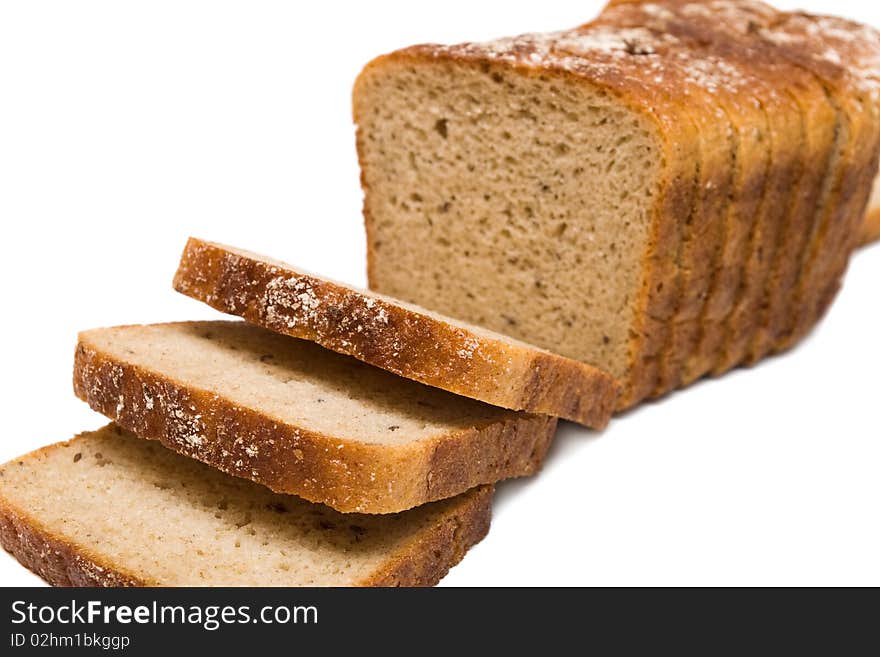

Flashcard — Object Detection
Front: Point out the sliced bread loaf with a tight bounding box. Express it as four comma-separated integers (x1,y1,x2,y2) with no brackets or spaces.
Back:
73,321,556,514
172,238,619,428
353,0,880,408
0,425,491,586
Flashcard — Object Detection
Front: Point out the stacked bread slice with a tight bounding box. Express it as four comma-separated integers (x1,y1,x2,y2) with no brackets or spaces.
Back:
0,239,618,586
354,0,880,409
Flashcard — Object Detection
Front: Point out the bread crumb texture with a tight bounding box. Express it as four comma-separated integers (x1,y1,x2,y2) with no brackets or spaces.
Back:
0,426,492,586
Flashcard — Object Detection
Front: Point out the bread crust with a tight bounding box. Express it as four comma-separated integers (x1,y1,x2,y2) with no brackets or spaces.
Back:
638,1,831,380
0,434,493,587
173,238,619,428
743,41,838,364
601,2,772,396
73,334,556,515
765,10,880,350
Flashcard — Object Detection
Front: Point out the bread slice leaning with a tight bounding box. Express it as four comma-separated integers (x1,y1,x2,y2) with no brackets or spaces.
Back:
172,238,620,428
0,425,491,586
73,321,555,514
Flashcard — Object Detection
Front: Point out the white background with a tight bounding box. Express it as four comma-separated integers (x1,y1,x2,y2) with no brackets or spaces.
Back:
0,0,877,586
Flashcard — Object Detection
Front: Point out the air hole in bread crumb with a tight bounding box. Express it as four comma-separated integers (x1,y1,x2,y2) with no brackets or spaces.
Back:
434,119,448,138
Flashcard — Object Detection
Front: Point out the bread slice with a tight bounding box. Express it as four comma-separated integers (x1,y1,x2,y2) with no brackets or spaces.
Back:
733,11,840,365
601,1,778,394
589,3,737,403
859,173,880,247
673,25,787,382
172,238,619,428
0,425,491,586
766,11,880,349
697,8,805,377
73,321,556,514
638,1,834,379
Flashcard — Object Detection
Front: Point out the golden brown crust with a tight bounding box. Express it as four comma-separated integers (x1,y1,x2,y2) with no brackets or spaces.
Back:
72,337,555,515
765,10,880,350
173,238,619,428
360,485,492,586
636,1,825,381
749,70,838,361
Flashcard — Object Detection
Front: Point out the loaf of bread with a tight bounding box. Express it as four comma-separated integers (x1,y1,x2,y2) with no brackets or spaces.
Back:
73,321,555,513
173,237,619,428
0,426,490,586
353,0,880,408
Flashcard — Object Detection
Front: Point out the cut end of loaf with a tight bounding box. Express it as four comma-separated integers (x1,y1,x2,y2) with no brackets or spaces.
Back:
0,425,493,587
354,52,663,383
